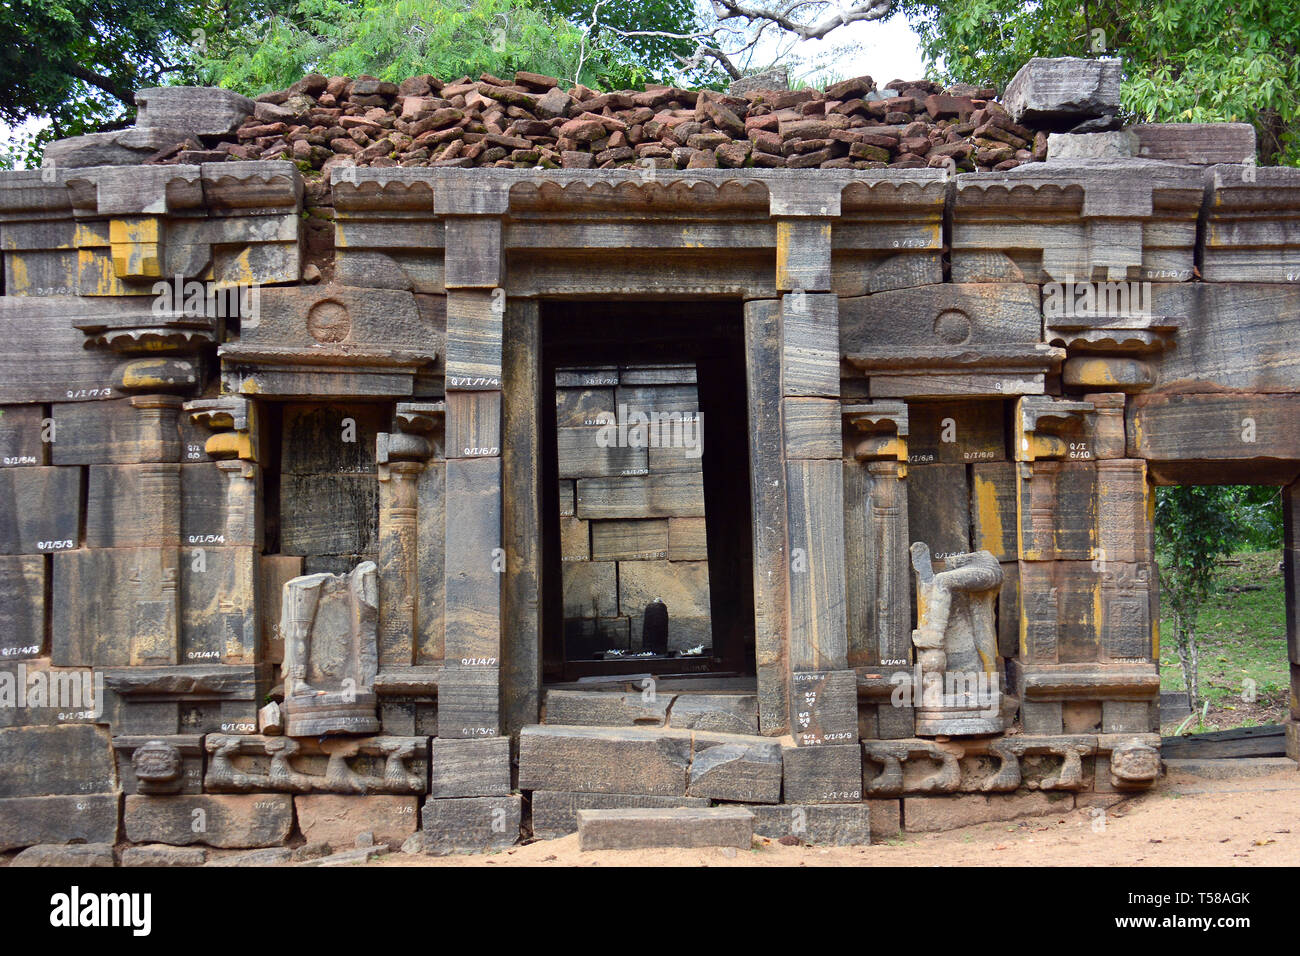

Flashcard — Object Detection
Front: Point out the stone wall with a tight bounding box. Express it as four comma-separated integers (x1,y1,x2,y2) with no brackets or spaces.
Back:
0,56,1297,862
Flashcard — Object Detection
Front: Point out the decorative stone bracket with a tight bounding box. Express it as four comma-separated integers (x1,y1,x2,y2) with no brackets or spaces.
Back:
1016,396,1096,464
843,401,908,466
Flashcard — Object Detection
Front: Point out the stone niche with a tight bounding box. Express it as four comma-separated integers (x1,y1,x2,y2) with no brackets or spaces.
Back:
281,561,381,736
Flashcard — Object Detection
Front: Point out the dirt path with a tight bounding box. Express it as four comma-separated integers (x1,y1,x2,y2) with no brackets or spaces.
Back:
373,767,1300,867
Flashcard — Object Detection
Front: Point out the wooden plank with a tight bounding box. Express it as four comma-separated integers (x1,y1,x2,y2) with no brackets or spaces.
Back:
556,368,618,388
556,426,648,478
785,459,848,672
648,443,705,473
782,293,839,397
444,289,503,388
667,517,708,561
782,397,840,459
446,389,501,459
907,400,1006,465
558,479,575,517
744,298,790,735
590,519,668,561
575,473,705,519
620,365,697,385
614,384,699,419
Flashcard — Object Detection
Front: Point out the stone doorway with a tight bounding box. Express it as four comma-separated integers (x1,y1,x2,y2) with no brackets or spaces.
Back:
538,299,755,684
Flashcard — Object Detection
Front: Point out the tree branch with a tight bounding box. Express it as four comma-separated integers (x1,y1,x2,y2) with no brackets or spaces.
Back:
712,0,895,42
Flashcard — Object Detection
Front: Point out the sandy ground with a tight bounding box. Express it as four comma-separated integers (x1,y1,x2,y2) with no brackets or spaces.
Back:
372,766,1300,867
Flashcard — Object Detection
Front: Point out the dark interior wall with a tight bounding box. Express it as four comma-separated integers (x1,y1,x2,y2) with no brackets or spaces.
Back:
539,300,754,680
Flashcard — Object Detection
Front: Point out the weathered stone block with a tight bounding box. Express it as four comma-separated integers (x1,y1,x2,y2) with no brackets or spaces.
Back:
1132,123,1256,165
1002,57,1121,128
667,694,759,735
0,794,120,852
0,725,116,797
121,844,208,867
10,843,115,867
0,466,82,554
782,742,863,803
123,794,293,848
0,405,47,467
688,734,782,804
791,669,859,747
904,790,1074,832
530,790,710,840
135,86,255,136
420,794,520,855
1047,130,1138,160
430,737,512,797
544,689,672,728
0,555,44,659
748,803,872,845
295,794,420,848
578,807,753,850
518,725,690,795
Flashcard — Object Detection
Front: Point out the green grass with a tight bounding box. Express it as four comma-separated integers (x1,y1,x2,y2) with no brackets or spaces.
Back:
1158,549,1290,731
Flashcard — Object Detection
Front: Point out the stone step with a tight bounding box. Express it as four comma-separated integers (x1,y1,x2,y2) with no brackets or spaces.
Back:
542,688,759,734
518,724,782,803
578,807,754,850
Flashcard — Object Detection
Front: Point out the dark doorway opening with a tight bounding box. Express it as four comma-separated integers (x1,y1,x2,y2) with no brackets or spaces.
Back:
539,299,755,683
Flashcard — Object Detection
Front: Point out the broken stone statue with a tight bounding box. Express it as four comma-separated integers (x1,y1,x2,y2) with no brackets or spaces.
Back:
281,562,381,737
909,542,1004,736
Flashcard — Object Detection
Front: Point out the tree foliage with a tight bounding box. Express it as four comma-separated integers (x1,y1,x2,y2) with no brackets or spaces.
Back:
1155,485,1282,705
898,0,1300,164
0,0,291,150
194,0,660,95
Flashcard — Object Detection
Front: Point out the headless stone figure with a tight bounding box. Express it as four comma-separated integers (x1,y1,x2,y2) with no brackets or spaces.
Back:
910,542,1004,736
282,561,381,737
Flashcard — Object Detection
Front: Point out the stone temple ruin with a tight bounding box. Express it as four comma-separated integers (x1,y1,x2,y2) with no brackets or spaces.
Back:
0,55,1297,859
